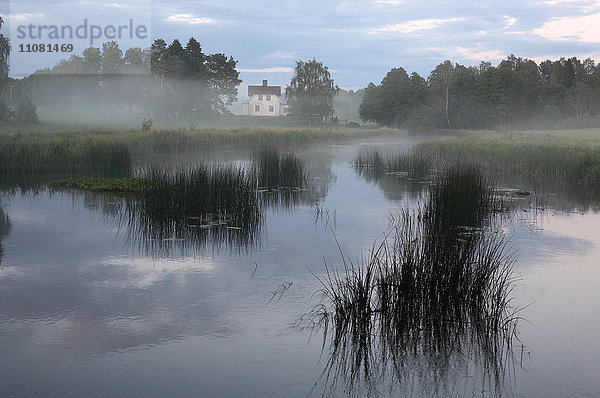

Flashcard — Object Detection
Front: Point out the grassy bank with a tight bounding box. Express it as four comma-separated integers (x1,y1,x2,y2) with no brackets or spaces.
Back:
413,137,600,185
0,126,400,175
0,133,131,175
355,129,600,188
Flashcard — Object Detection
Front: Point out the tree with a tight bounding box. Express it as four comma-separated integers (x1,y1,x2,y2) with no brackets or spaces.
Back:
0,97,10,120
428,61,456,129
184,38,206,78
205,53,241,115
0,16,10,93
358,68,427,128
151,39,169,91
101,41,123,74
166,39,186,78
123,47,147,73
285,59,339,119
17,98,38,123
82,47,102,74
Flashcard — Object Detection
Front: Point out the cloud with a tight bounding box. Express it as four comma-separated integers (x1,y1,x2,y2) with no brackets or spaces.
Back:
453,46,506,61
503,15,517,27
368,17,467,34
78,1,130,10
237,67,294,73
262,51,297,60
165,14,214,25
374,0,405,5
540,0,600,8
9,13,46,21
534,12,600,41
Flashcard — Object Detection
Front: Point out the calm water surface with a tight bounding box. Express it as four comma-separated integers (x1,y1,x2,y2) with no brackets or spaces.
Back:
1,138,599,397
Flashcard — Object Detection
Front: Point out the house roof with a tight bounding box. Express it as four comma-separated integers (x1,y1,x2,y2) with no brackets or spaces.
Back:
248,80,282,96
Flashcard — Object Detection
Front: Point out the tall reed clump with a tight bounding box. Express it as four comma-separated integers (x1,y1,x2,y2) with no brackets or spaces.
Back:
310,166,518,396
413,137,600,188
251,147,311,210
252,146,307,189
0,205,11,265
0,133,131,175
121,164,263,255
353,146,432,179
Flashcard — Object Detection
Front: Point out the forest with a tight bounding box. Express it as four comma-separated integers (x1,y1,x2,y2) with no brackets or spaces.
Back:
1,37,241,123
358,55,600,130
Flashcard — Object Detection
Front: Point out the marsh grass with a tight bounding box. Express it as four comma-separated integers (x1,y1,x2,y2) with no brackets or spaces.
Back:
253,146,307,189
252,147,313,210
46,146,315,254
48,177,155,193
353,147,431,179
0,205,11,265
122,164,262,255
53,163,264,256
355,136,600,191
413,137,600,185
309,167,520,396
0,126,399,177
0,133,131,175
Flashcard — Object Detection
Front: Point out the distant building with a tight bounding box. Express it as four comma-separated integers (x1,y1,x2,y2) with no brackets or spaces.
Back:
241,80,291,116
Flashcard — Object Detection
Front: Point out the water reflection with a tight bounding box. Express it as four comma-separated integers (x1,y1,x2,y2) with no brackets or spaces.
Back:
355,167,425,203
354,145,600,212
0,204,11,265
310,167,520,397
59,150,335,258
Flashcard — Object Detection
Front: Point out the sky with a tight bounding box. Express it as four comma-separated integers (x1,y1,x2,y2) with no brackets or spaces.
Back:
3,0,600,89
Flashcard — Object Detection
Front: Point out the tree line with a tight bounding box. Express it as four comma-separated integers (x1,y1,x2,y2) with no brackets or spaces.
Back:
359,55,600,129
3,37,241,121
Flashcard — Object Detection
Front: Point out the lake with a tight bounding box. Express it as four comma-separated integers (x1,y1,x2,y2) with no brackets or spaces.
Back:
1,137,599,397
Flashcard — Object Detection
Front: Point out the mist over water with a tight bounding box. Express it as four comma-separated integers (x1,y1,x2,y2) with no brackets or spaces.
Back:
2,138,599,397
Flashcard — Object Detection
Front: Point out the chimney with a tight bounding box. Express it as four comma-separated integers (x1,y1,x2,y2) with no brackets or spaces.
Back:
262,80,268,87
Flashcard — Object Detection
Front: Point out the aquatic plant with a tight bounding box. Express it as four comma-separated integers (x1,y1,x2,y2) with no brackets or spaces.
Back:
354,137,600,191
0,133,131,175
353,146,431,179
0,205,11,265
49,177,155,193
253,146,307,189
252,146,313,210
123,164,263,255
309,167,520,396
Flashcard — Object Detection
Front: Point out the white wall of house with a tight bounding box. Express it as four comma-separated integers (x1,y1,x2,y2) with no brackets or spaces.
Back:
247,94,281,116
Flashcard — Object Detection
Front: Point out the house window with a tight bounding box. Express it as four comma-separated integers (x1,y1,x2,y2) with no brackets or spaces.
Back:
269,105,274,112
254,105,260,112
258,94,263,101
284,107,290,113
266,95,271,101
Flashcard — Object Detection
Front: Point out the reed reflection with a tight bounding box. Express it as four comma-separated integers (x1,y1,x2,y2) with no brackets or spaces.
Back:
309,167,521,397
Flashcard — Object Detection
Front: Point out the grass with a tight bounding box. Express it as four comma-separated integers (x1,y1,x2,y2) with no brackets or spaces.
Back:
0,205,11,265
413,137,600,186
45,146,317,255
309,166,519,396
251,146,317,210
48,147,312,256
354,146,431,178
0,132,131,175
253,146,307,189
127,164,262,256
51,163,264,256
354,132,600,191
49,177,155,192
0,125,401,177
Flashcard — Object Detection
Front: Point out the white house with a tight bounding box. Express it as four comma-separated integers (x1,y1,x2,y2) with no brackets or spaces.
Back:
241,80,291,116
